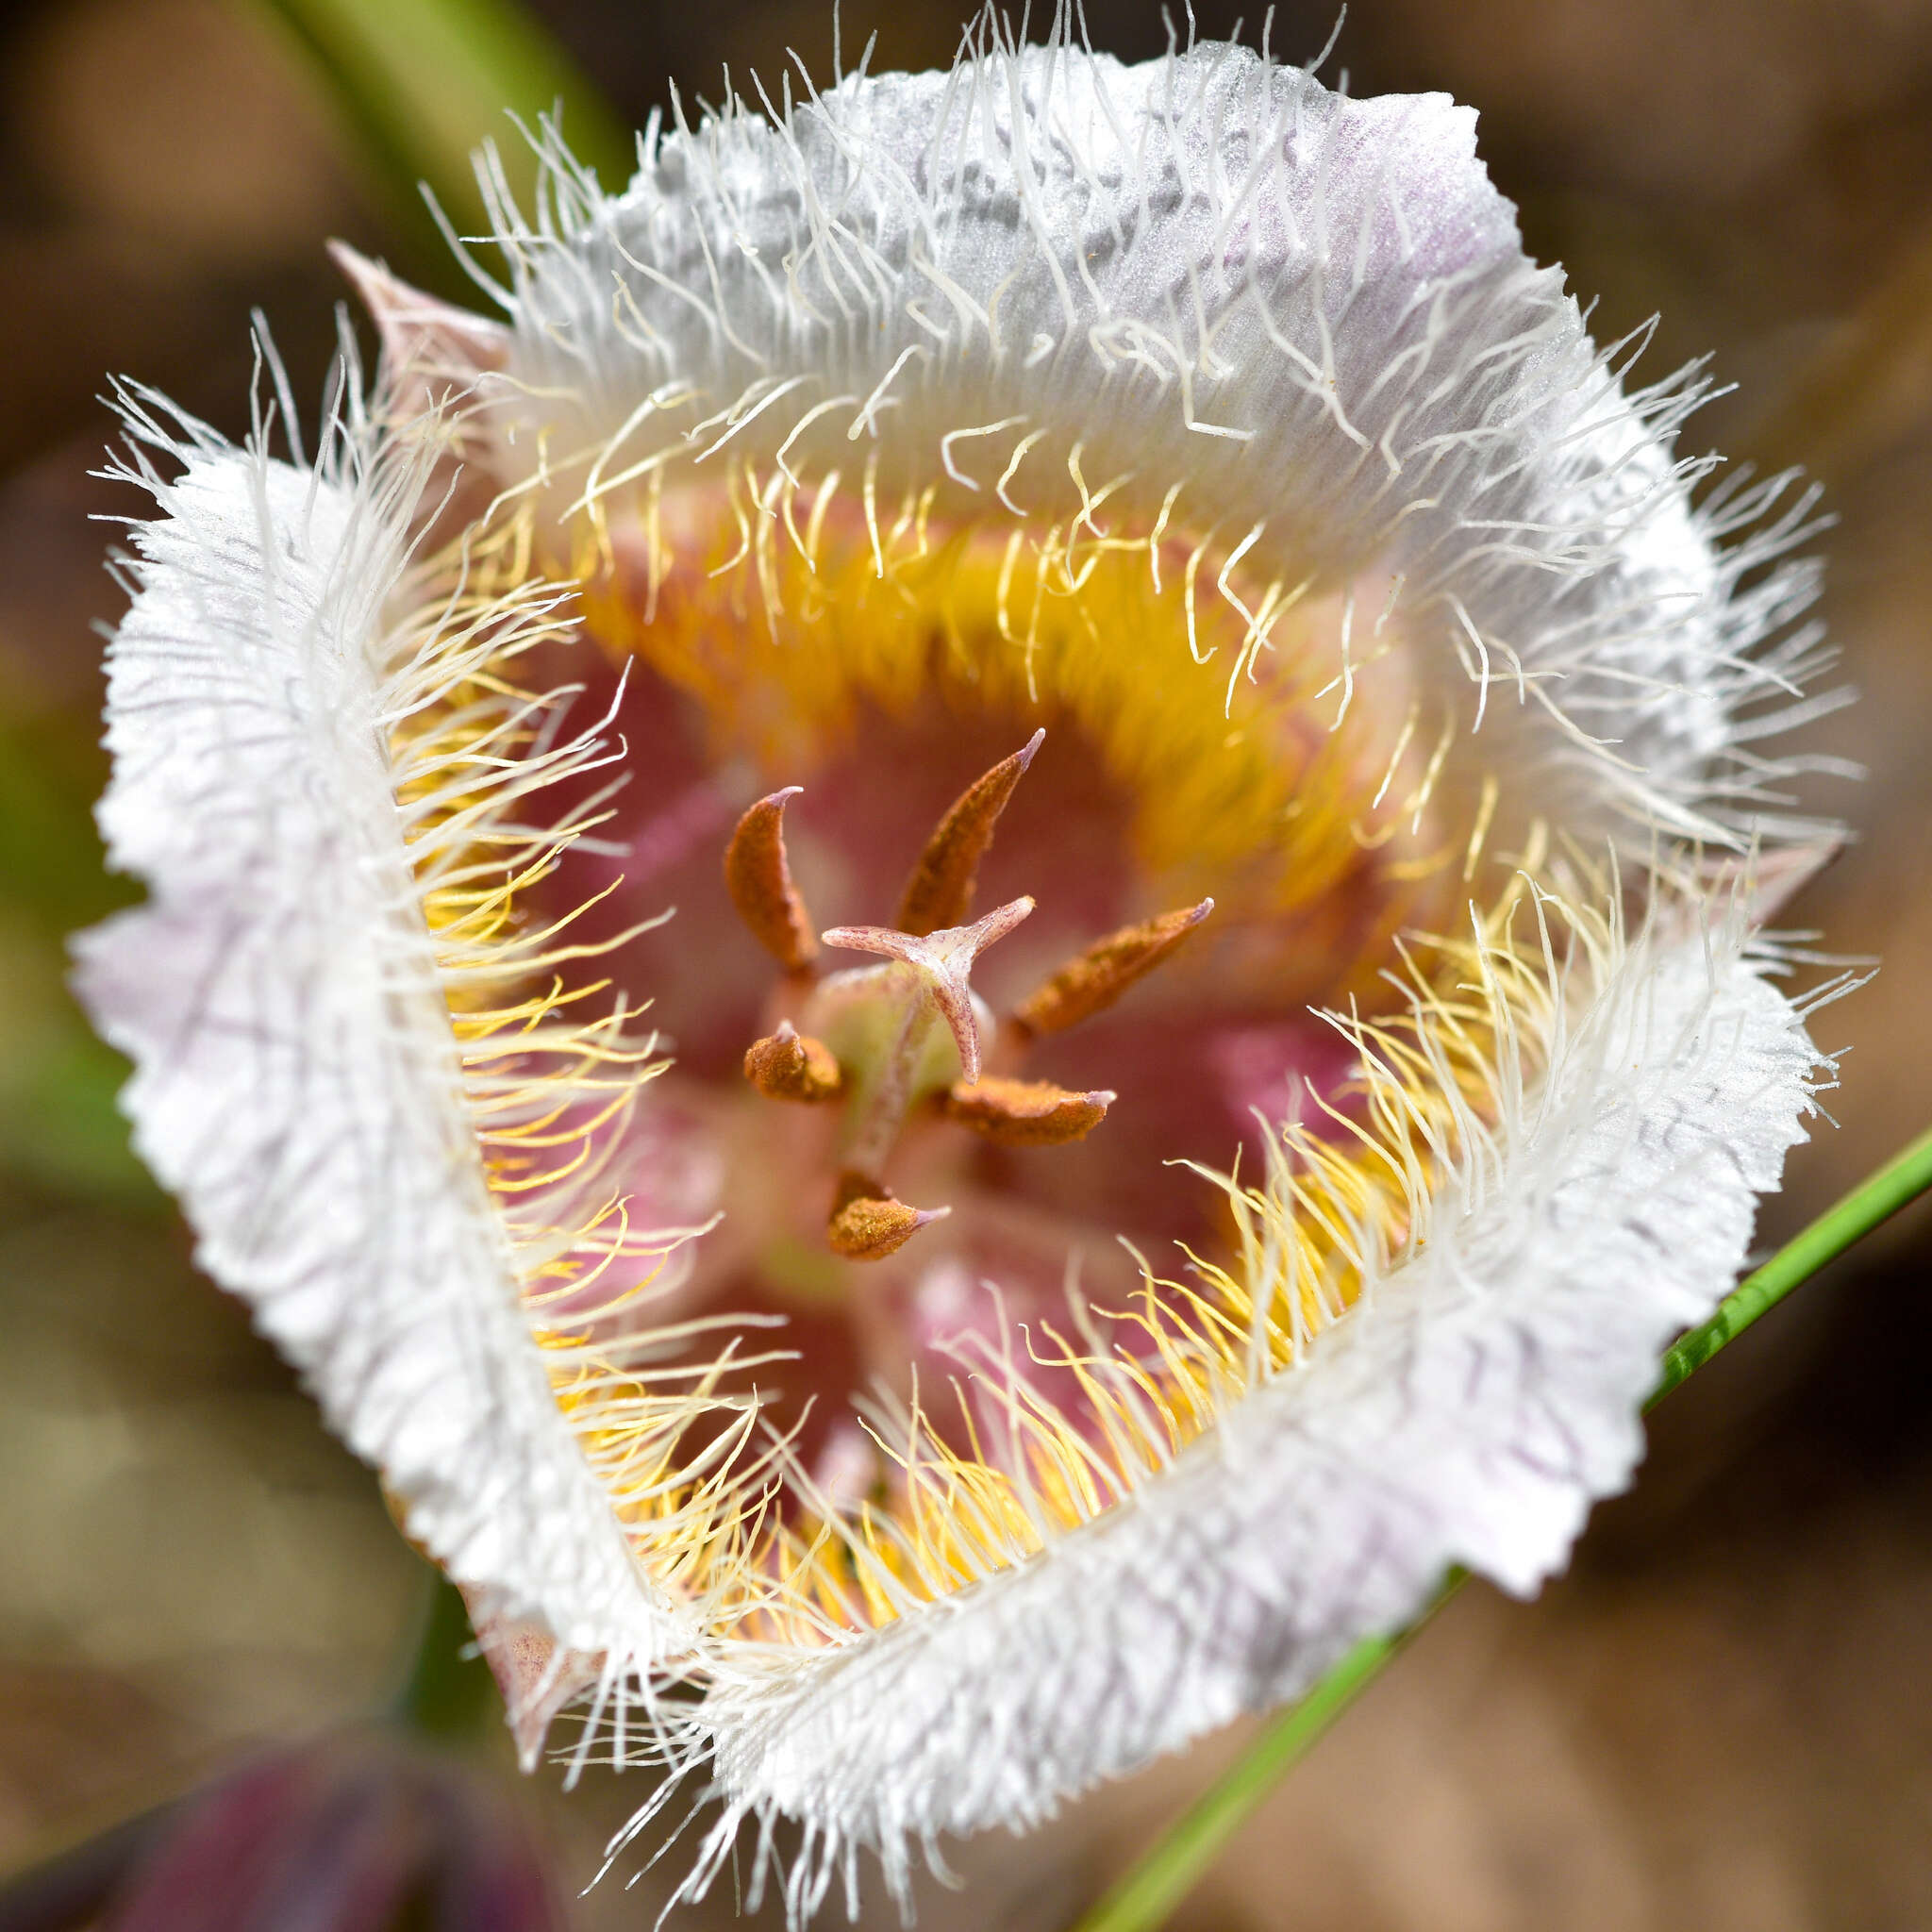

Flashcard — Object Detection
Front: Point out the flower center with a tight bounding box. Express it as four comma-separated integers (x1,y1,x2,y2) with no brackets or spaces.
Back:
722,730,1213,1261
426,458,1503,1641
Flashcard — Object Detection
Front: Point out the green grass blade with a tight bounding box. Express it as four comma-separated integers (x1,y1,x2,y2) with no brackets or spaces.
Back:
1069,1581,1458,1932
1649,1122,1932,1404
1070,1122,1932,1932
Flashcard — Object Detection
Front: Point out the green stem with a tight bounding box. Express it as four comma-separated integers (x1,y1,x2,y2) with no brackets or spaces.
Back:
1070,1121,1932,1932
1649,1122,1932,1405
1070,1577,1462,1932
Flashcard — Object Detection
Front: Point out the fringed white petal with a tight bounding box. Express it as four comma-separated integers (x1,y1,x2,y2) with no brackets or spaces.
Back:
72,33,1847,1925
482,40,1826,852
671,910,1823,1915
72,417,684,1663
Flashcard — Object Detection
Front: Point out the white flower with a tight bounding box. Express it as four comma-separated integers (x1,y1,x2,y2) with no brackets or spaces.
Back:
76,26,1845,1924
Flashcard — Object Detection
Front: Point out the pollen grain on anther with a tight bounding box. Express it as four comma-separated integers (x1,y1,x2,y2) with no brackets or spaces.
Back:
942,1076,1114,1146
1011,898,1216,1039
724,786,818,974
826,1171,950,1262
744,1021,845,1103
895,727,1045,938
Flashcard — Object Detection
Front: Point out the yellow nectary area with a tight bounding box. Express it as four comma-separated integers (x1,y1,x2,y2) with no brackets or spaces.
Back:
388,456,1536,1655
572,458,1458,941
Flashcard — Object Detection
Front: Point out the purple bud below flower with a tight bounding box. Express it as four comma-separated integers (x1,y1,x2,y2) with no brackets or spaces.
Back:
106,1732,563,1932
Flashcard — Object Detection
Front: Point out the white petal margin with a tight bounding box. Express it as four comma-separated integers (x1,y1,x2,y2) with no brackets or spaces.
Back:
661,914,1823,1920
483,39,1830,857
71,410,688,1667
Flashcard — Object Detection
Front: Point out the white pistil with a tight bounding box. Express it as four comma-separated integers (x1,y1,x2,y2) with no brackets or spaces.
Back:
813,896,1034,1178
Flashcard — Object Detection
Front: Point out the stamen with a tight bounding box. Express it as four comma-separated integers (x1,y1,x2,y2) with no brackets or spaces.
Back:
1010,898,1215,1039
743,1021,845,1103
724,787,818,974
827,1171,950,1262
942,1076,1115,1146
724,724,1213,1264
894,729,1045,938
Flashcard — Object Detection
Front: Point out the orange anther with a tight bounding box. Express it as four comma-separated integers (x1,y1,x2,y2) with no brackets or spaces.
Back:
942,1076,1114,1146
826,1171,949,1262
724,788,817,974
894,728,1044,938
743,1023,844,1103
1010,898,1214,1038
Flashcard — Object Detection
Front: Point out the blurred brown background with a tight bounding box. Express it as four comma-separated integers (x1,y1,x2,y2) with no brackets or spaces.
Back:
1,0,1928,1925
